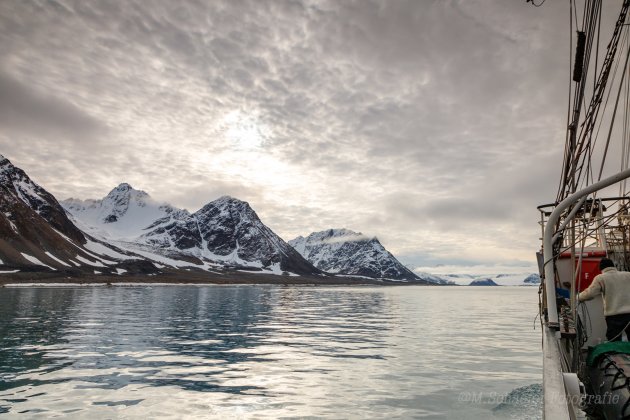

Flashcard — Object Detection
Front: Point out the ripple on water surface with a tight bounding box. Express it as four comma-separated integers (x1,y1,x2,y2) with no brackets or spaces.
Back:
0,285,541,418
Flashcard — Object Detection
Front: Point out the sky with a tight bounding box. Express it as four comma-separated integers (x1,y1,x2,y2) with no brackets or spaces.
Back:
1,0,622,274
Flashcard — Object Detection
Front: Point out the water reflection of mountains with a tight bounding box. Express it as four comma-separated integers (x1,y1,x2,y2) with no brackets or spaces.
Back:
0,286,391,398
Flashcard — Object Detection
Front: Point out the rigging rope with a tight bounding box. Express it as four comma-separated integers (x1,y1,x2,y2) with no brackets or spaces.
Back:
623,28,630,195
559,0,630,201
598,40,630,182
560,0,601,200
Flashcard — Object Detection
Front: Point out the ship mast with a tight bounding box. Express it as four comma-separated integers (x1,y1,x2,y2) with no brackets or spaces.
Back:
559,0,630,201
539,0,630,325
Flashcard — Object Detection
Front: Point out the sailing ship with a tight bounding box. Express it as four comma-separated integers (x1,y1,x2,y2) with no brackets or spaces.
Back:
535,0,630,418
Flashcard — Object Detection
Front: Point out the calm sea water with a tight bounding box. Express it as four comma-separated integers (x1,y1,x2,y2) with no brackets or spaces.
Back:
0,285,541,419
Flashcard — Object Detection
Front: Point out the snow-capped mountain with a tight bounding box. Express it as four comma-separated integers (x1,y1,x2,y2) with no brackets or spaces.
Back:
416,272,540,286
289,228,429,282
523,274,541,284
62,183,187,241
63,186,319,275
139,195,319,274
0,155,155,275
469,278,499,286
1,154,85,244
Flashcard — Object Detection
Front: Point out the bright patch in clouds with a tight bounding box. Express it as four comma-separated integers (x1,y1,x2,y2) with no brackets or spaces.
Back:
223,110,270,151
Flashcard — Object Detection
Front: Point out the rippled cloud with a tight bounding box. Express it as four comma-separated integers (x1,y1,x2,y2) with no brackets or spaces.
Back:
0,0,602,269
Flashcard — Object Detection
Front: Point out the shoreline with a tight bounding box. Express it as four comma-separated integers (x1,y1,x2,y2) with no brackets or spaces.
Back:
1,282,411,287
0,269,436,286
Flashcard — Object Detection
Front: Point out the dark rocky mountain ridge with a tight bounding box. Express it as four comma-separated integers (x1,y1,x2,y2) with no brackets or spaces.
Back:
289,228,431,283
137,195,319,275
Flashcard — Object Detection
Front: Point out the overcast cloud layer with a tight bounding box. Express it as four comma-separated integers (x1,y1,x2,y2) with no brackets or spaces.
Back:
2,0,617,271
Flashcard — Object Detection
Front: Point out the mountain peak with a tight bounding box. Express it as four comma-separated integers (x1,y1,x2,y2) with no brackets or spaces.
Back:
202,196,254,215
0,154,13,173
0,154,86,244
305,228,371,245
213,195,246,206
105,183,149,200
108,182,142,194
81,183,151,225
326,228,357,236
115,182,133,191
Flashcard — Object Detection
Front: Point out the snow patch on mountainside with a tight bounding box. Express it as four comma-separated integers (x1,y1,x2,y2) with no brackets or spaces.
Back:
124,247,196,269
44,252,71,267
83,237,135,261
21,253,55,270
74,255,106,267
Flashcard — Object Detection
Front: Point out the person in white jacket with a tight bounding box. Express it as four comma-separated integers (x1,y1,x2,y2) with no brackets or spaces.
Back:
578,258,630,341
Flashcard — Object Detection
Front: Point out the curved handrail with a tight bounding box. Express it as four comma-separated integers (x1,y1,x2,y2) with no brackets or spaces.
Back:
543,168,630,326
